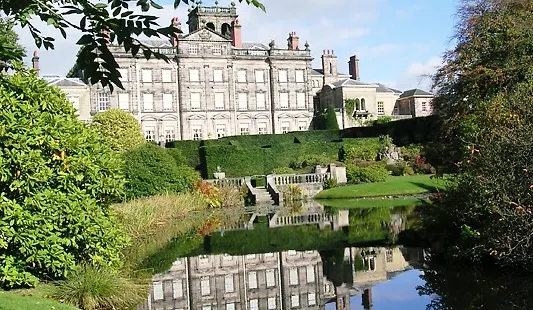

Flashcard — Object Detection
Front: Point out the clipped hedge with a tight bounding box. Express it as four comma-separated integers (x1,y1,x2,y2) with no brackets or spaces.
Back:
165,140,202,169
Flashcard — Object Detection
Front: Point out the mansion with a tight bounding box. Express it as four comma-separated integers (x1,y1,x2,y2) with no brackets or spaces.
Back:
39,2,434,143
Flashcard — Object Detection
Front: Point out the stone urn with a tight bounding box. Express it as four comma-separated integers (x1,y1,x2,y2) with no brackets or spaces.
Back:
213,166,225,179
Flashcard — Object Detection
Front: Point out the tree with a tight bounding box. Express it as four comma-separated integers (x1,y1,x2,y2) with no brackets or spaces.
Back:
0,17,25,71
324,105,339,130
122,143,201,199
0,67,128,288
426,0,533,269
0,0,264,90
91,109,145,152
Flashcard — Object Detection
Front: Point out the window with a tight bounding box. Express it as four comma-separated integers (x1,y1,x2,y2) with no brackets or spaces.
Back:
144,126,155,141
306,265,315,283
248,271,257,288
278,70,288,83
162,69,172,83
237,70,247,83
199,254,209,264
142,69,152,82
360,98,366,111
308,293,316,306
214,92,225,110
190,92,201,110
163,93,173,111
288,250,297,256
212,45,222,55
289,268,298,285
386,248,393,262
279,92,289,109
164,127,175,142
202,306,211,310
143,93,153,112
258,122,267,135
97,92,110,112
214,69,223,82
249,299,259,310
226,303,235,310
118,68,128,81
296,92,306,109
192,125,203,141
189,44,198,55
255,70,264,83
238,93,248,110
267,297,276,309
153,281,164,300
295,69,304,83
264,252,274,258
200,277,210,296
68,96,80,114
118,93,129,110
256,92,266,110
246,254,256,260
240,123,250,135
216,124,226,139
224,274,234,292
377,101,384,114
394,106,399,115
291,295,300,308
266,269,275,287
281,121,290,134
422,101,427,112
298,120,307,131
173,279,183,298
189,69,199,82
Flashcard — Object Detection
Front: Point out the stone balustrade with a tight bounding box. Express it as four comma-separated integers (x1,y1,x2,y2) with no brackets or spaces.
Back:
209,177,245,187
233,49,268,57
272,173,330,186
273,213,334,227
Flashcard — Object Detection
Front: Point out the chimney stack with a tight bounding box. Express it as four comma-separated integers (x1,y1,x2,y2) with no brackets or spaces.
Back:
231,19,242,48
287,31,299,50
349,55,360,81
101,28,110,45
32,50,39,76
171,17,183,47
362,288,373,309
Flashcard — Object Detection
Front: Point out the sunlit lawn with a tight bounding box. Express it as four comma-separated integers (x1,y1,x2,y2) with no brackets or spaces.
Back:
0,289,79,310
316,197,432,208
314,174,447,199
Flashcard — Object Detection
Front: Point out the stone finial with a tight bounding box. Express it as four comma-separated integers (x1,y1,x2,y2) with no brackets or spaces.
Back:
231,1,236,7
304,41,309,50
269,40,276,49
215,0,218,5
188,7,192,12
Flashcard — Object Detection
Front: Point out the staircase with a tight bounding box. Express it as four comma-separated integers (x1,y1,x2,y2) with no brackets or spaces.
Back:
253,186,276,206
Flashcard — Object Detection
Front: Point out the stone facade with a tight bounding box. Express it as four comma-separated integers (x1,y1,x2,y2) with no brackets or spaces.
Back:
43,76,92,123
68,4,321,142
394,88,435,117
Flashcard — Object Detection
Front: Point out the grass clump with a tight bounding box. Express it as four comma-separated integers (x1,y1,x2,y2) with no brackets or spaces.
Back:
48,265,147,310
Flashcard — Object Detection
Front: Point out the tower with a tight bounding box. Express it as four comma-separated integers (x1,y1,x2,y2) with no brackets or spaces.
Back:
349,55,360,81
322,49,338,85
186,2,238,38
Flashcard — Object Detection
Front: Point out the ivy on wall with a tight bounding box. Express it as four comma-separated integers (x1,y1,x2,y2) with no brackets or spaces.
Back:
345,98,359,119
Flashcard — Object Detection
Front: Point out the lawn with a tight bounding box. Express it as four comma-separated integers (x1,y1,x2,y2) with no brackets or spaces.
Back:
315,174,447,199
315,197,432,208
0,290,79,310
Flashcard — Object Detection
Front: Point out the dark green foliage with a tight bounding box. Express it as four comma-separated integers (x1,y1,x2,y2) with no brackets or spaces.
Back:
346,164,389,184
289,153,336,171
0,18,25,71
386,162,415,176
340,138,384,162
272,167,295,174
323,178,338,189
0,70,128,288
90,109,145,152
165,140,202,169
324,105,340,130
166,148,188,166
122,143,201,199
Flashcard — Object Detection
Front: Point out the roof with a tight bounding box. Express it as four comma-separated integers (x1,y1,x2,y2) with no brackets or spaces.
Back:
331,78,375,88
376,83,397,94
45,77,87,87
399,88,434,99
311,68,349,76
140,40,173,48
242,42,269,50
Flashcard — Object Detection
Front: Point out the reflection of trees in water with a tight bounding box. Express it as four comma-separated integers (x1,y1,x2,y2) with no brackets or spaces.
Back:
418,256,533,310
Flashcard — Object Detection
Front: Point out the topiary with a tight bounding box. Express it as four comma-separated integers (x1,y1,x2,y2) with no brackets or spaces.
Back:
346,164,388,184
324,105,340,130
271,167,295,175
0,69,128,289
121,143,201,199
91,109,145,152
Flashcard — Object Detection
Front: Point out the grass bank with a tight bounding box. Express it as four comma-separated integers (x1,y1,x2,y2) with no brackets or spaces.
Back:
315,174,447,199
0,289,80,310
316,197,432,208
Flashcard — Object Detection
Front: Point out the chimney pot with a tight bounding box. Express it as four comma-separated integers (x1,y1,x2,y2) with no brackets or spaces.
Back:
231,19,242,48
32,50,40,76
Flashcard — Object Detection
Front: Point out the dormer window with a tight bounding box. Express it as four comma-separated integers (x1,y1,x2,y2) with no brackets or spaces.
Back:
189,44,198,55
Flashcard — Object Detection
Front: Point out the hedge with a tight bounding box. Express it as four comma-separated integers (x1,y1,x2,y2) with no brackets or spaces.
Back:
166,116,440,178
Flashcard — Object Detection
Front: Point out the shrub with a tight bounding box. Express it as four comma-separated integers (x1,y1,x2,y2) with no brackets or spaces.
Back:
323,178,338,189
412,153,436,174
90,109,145,152
166,148,188,166
289,153,334,170
386,162,415,176
341,144,381,162
400,144,424,162
346,164,389,184
0,70,128,289
324,105,339,130
122,143,201,199
272,167,295,174
49,265,147,310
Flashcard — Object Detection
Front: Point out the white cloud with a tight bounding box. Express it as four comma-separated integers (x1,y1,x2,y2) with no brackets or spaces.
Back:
392,56,443,91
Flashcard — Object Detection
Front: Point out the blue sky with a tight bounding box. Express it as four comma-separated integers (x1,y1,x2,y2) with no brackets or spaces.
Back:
20,0,459,91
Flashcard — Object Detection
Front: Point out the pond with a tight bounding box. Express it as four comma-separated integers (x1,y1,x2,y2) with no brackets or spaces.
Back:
137,202,533,310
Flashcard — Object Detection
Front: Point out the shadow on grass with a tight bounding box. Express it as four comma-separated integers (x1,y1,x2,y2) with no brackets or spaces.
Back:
409,181,442,193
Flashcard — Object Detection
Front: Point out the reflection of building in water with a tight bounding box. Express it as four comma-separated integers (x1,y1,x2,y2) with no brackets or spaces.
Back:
138,247,424,310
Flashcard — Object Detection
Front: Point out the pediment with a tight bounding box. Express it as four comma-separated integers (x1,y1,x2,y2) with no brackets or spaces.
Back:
160,114,179,120
277,113,293,119
187,114,207,120
211,113,230,120
237,113,253,120
254,113,270,119
182,28,231,42
294,113,311,118
141,115,158,121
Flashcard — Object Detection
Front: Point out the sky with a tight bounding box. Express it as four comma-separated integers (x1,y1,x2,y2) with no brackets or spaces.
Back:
18,0,460,92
